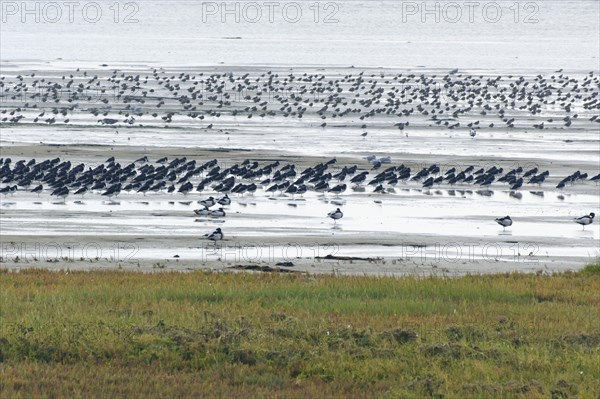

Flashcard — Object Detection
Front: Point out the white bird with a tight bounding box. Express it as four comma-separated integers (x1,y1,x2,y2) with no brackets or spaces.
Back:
574,212,595,230
328,208,344,224
217,194,231,206
204,227,223,242
194,206,210,216
495,215,512,231
210,207,226,217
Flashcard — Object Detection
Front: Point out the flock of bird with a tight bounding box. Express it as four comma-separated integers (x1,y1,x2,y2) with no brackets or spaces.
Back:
2,67,598,244
1,68,599,134
2,156,598,200
0,156,596,242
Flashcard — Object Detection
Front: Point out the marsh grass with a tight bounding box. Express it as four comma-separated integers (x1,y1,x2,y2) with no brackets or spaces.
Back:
0,267,599,398
580,261,600,276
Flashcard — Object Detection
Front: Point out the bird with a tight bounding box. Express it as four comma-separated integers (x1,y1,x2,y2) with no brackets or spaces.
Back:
495,216,512,231
470,128,476,138
327,208,343,224
199,196,216,208
31,184,43,193
328,184,347,195
178,182,193,194
351,172,368,185
51,187,69,202
204,227,223,242
285,185,298,195
210,207,226,217
217,194,231,206
510,178,523,190
194,207,210,216
101,183,121,199
74,186,88,196
0,185,17,195
574,213,595,230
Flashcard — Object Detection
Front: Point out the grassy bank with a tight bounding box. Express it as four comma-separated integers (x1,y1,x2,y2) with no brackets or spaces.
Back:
1,266,599,398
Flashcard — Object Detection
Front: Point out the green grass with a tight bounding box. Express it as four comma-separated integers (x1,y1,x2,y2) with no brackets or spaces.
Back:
0,266,599,398
580,260,600,276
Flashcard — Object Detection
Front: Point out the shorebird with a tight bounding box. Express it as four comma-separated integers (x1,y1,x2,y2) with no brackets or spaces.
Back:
296,184,307,195
101,183,121,199
31,184,43,194
470,128,477,138
328,184,347,196
374,184,385,193
178,182,193,195
194,207,210,216
217,194,231,206
204,227,223,242
74,186,88,196
574,213,595,230
495,216,512,231
510,178,523,190
51,186,69,202
199,196,216,208
210,207,226,217
0,185,17,195
328,208,343,224
285,184,298,196
314,181,329,193
351,172,368,185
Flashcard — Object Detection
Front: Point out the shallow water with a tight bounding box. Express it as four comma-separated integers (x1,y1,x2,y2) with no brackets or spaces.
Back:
2,124,599,165
2,187,599,268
